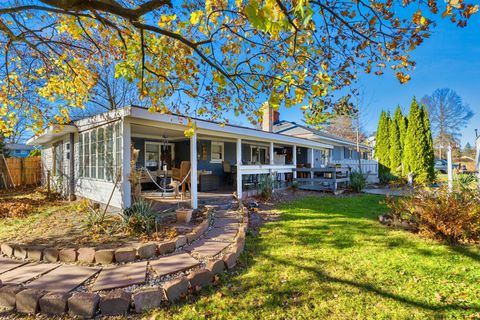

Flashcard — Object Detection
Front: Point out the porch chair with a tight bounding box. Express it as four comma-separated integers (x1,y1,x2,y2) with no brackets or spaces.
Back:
171,161,191,199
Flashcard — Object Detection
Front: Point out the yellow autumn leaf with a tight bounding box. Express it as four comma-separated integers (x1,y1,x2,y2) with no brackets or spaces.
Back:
190,10,204,25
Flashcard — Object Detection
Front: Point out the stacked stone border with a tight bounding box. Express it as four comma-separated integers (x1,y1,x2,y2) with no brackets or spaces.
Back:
0,209,249,318
0,209,214,266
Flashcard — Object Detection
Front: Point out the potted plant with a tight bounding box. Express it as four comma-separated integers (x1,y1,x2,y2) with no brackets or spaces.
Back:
176,207,193,223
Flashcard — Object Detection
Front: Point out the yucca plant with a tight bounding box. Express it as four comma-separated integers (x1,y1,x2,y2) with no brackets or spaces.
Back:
121,198,157,235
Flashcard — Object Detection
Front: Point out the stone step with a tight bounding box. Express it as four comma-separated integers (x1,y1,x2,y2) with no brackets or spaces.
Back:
184,239,231,258
91,261,147,292
0,263,59,285
26,265,101,293
0,257,28,274
149,253,200,278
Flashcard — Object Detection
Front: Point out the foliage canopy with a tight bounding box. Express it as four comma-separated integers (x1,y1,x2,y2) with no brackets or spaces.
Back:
0,0,477,136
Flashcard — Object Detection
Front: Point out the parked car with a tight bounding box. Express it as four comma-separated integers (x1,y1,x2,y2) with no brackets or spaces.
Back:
434,159,458,174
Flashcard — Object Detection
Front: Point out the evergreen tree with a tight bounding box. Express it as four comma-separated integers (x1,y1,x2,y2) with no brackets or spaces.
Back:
404,98,434,183
389,107,403,176
421,104,435,181
375,110,391,176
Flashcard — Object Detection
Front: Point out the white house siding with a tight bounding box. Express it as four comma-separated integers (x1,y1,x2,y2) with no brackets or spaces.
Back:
39,129,123,208
40,135,71,196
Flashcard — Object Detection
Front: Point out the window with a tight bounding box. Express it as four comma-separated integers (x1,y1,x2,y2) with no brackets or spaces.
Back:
145,142,175,170
77,121,122,182
79,134,83,177
210,141,224,163
105,125,114,181
344,148,352,159
145,142,160,169
84,133,90,178
115,122,122,178
90,130,97,179
251,146,268,164
53,142,63,176
98,128,105,180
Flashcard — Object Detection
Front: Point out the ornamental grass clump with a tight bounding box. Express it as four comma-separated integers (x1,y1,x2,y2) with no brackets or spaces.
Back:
349,171,367,192
387,186,480,243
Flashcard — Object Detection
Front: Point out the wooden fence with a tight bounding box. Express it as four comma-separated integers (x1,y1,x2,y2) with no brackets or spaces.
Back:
2,156,42,188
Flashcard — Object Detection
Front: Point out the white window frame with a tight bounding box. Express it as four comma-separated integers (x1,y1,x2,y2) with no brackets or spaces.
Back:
78,121,122,183
144,141,175,169
210,141,224,163
250,145,269,164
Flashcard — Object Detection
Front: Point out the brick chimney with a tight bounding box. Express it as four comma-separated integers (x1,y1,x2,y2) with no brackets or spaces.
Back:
261,103,280,132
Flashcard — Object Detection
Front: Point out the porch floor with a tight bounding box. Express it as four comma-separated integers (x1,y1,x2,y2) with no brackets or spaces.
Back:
142,189,235,211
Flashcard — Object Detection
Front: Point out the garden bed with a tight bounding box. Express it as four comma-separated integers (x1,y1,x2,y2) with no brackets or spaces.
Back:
0,188,209,249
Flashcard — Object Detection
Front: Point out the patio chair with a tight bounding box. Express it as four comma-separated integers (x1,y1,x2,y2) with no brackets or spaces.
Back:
171,161,191,199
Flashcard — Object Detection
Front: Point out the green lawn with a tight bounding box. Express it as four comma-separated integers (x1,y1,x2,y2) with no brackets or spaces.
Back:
150,195,480,319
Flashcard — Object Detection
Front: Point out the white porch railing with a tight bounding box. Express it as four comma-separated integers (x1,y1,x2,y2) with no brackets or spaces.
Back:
330,159,379,179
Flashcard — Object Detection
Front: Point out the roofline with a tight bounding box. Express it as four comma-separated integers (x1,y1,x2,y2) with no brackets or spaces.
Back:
274,121,372,150
27,124,78,145
128,106,333,149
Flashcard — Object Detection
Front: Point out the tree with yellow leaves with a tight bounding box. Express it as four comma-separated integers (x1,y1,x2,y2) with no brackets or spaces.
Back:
0,0,477,137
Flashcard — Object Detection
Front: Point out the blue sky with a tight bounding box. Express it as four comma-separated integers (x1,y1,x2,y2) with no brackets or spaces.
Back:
277,13,480,147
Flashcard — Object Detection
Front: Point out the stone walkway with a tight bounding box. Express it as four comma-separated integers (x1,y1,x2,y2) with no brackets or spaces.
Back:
0,207,246,317
363,188,412,197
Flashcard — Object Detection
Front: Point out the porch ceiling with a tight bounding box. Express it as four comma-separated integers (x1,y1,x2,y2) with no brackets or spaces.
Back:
131,124,186,140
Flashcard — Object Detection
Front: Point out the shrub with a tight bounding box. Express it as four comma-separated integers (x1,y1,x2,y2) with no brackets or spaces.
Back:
350,171,367,192
258,174,274,199
455,173,478,191
387,186,480,243
379,171,397,185
120,198,157,235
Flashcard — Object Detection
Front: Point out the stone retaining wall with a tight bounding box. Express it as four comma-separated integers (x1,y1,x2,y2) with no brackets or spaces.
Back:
0,210,249,318
0,214,212,266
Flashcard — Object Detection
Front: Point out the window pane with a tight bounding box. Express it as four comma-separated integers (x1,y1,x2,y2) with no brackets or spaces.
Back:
84,133,90,178
146,143,159,169
211,142,223,161
98,128,105,180
90,130,97,179
115,122,122,180
54,144,62,176
106,125,114,181
79,134,83,177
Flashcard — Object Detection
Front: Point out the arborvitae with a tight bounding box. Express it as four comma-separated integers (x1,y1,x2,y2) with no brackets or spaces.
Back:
389,107,403,176
397,107,408,149
421,104,435,182
376,110,391,176
404,98,434,183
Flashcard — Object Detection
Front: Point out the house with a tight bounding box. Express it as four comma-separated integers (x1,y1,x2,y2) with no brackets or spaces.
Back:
27,106,377,209
270,110,377,181
4,143,35,158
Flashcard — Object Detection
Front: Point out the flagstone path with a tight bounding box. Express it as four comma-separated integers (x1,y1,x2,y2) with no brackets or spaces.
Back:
0,207,244,308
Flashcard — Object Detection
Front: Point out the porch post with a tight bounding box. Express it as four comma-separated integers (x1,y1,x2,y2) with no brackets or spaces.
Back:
310,148,315,168
190,132,198,209
236,138,242,199
122,118,132,208
292,145,297,179
270,142,274,165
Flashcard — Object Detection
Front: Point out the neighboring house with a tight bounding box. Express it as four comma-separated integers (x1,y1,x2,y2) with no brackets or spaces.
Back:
4,143,35,158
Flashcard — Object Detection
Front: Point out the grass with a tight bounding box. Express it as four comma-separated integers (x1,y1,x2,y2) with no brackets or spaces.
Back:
149,194,480,319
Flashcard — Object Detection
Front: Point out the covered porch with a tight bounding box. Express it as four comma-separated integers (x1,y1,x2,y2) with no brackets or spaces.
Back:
124,109,333,209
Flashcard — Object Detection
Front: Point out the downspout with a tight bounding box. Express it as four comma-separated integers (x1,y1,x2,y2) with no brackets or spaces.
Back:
69,132,76,201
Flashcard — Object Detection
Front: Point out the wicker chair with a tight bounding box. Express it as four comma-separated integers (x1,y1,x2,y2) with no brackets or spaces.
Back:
172,161,191,198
